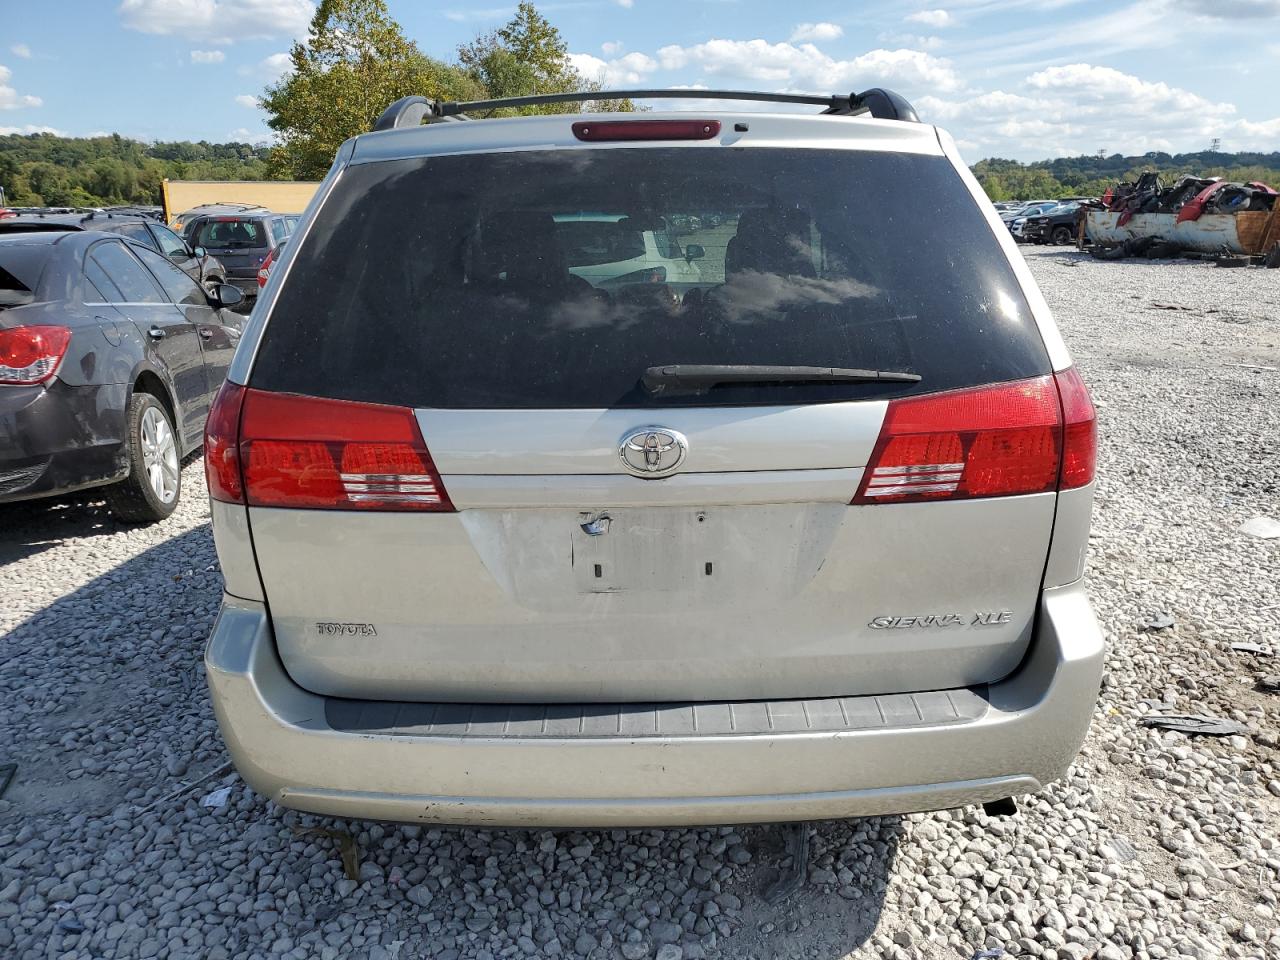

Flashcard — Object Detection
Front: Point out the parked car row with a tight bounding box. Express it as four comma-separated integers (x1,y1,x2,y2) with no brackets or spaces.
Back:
6,91,1104,836
0,196,302,521
0,229,245,520
0,204,164,221
996,198,1098,245
169,203,298,308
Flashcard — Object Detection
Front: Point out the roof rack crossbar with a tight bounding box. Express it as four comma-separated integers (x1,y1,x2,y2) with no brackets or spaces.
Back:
372,88,918,132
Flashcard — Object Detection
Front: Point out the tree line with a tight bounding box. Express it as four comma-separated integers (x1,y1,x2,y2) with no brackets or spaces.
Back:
0,134,272,208
975,152,1280,201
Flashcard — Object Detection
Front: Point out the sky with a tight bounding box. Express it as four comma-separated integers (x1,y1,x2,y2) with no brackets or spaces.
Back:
2,0,1279,162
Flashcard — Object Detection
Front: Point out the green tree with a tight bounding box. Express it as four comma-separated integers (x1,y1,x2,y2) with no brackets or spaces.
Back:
85,157,138,203
459,1,632,115
260,0,483,178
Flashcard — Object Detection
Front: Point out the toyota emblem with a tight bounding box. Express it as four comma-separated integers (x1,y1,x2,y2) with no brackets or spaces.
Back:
619,427,688,478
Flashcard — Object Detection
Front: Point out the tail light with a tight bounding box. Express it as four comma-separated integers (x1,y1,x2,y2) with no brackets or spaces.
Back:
853,369,1095,504
1055,366,1096,489
205,380,246,502
204,386,454,512
0,325,71,385
257,247,276,288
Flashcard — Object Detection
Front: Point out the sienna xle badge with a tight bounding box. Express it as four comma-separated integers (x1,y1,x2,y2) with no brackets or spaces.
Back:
203,87,1102,828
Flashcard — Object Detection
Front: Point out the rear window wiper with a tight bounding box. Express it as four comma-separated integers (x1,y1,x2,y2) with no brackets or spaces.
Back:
642,364,921,396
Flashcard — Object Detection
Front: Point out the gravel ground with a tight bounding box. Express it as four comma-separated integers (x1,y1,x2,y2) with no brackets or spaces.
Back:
1,246,1278,960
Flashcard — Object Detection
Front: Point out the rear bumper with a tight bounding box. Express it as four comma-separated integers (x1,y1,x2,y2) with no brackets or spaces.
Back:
205,582,1103,827
0,381,128,503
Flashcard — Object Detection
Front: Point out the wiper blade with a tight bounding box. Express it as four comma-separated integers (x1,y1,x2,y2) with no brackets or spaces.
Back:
642,364,921,396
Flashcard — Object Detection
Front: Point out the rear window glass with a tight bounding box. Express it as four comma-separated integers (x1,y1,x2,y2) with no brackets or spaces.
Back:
90,241,165,303
194,219,265,249
252,149,1050,408
0,245,52,304
83,258,123,303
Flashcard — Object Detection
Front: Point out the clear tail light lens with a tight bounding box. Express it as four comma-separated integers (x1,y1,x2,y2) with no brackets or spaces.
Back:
0,325,71,385
854,373,1094,504
214,389,454,511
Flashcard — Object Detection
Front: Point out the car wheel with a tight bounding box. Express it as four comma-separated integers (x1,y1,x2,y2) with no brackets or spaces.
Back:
1051,226,1074,245
105,392,181,523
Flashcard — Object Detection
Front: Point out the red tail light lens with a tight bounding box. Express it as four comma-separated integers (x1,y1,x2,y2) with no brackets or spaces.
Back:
257,248,276,287
236,390,453,511
0,325,71,385
205,380,246,503
572,120,721,142
1054,366,1096,489
854,376,1064,504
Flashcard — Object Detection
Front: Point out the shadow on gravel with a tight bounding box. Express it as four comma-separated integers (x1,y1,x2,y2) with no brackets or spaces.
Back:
0,493,122,565
0,516,901,959
0,522,221,820
0,452,206,565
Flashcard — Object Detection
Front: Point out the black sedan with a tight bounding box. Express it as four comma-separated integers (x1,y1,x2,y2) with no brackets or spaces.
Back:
0,231,243,522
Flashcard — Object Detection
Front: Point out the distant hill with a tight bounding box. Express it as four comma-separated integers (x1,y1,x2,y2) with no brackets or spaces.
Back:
4,132,1279,209
0,132,275,208
973,150,1280,201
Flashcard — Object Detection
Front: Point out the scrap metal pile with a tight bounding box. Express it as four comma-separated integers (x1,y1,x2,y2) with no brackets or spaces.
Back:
1089,173,1280,265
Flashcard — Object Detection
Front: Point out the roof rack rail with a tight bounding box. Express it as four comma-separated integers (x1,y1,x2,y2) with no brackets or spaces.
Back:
372,87,919,132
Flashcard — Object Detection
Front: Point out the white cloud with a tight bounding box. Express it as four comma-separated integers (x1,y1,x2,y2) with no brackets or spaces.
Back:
655,40,961,92
190,49,225,64
1231,116,1280,139
118,0,314,43
601,40,623,55
877,31,943,50
570,51,659,86
0,65,41,110
234,94,259,108
919,63,1280,159
262,52,292,78
906,9,952,27
228,126,274,144
790,22,843,43
1025,63,1225,113
238,51,293,81
10,43,31,59
616,0,634,7
0,123,64,135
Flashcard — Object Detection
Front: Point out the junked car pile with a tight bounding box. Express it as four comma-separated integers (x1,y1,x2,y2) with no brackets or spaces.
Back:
1087,172,1280,265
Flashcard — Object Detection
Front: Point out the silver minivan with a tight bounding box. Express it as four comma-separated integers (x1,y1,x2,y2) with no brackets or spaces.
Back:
203,89,1102,827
